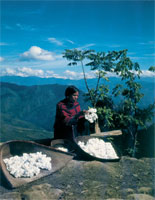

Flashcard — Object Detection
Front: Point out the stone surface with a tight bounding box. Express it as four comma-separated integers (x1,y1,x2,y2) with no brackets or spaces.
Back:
127,193,155,200
138,187,153,195
0,192,21,200
0,156,154,200
21,184,63,200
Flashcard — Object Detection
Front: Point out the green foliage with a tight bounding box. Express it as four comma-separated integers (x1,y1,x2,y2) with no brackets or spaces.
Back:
63,49,126,108
148,66,155,72
63,48,155,157
97,106,114,129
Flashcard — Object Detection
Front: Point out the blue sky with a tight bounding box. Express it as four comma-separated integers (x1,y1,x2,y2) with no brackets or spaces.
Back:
1,0,155,79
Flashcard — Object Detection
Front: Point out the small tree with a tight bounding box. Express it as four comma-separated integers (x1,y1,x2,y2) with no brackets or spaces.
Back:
63,49,126,132
111,51,143,156
63,49,155,157
148,66,155,72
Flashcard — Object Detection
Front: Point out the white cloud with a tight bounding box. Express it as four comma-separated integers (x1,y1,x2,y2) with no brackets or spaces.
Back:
45,70,55,76
64,70,98,80
1,67,154,79
66,40,75,44
62,69,155,79
16,23,36,31
44,70,67,79
139,41,155,45
64,70,83,79
48,37,63,46
4,68,16,75
20,46,56,61
1,67,65,78
1,67,44,77
0,42,8,46
78,43,95,50
0,56,4,61
18,67,44,77
140,70,155,77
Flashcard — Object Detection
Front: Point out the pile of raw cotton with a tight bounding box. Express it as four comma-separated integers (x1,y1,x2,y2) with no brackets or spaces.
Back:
3,152,52,178
78,138,119,159
85,108,98,123
56,146,68,152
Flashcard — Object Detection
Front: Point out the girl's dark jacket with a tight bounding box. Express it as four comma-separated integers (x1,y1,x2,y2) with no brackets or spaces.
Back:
54,98,83,139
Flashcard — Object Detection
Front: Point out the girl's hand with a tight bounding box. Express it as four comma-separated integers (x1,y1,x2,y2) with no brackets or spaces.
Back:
76,110,87,118
82,110,88,114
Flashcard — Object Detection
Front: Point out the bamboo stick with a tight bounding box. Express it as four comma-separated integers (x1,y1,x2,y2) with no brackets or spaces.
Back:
91,130,122,137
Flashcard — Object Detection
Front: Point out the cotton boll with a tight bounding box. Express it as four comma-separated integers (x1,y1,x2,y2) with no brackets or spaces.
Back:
89,108,97,113
3,152,52,178
78,138,118,159
3,158,9,164
56,147,68,152
85,108,98,123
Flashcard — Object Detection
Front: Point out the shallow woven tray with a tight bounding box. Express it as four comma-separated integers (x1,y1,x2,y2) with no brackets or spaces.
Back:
50,139,76,154
0,140,74,188
73,135,121,162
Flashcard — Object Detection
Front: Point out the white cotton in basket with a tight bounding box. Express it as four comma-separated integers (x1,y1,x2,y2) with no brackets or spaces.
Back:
3,152,52,178
78,138,119,159
56,147,68,152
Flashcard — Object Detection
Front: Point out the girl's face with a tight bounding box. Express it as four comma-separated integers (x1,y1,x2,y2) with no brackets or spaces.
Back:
69,91,79,103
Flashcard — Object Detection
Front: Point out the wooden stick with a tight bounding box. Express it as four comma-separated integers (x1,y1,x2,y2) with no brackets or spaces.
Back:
91,130,122,137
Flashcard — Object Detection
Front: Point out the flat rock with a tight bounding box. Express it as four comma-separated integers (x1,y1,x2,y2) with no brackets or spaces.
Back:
127,193,155,200
0,156,154,200
0,192,21,200
21,184,63,200
138,187,153,195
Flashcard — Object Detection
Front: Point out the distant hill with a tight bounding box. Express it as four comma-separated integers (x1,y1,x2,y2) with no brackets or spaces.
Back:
0,82,88,142
1,75,154,86
0,76,154,107
0,76,86,88
1,113,53,142
0,77,154,142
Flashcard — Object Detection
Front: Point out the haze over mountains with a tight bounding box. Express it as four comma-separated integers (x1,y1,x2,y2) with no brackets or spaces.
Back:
0,76,154,142
0,81,88,142
1,76,154,107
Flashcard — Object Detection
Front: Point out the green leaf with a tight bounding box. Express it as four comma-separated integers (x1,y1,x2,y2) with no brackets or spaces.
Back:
148,66,155,72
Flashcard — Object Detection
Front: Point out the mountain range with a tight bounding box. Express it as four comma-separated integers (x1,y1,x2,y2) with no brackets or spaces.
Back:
0,82,88,142
0,76,154,142
1,76,154,107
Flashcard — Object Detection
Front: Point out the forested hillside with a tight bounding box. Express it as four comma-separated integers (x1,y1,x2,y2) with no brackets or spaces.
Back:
1,76,154,108
0,82,88,142
0,82,154,158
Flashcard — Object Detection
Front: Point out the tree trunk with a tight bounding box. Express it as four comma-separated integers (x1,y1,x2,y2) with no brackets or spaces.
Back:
95,120,101,133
